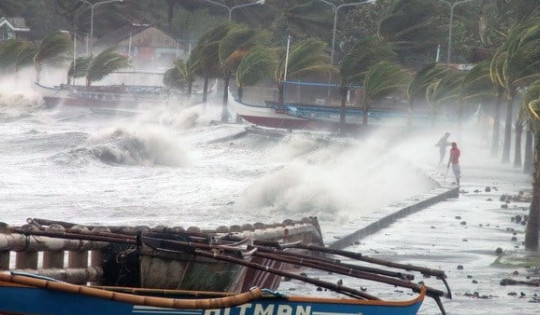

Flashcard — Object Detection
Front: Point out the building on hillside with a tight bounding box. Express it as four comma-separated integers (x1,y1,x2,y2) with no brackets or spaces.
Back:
94,23,189,72
0,17,30,41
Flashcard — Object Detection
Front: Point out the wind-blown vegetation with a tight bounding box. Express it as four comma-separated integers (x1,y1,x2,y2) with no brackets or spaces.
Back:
3,0,540,249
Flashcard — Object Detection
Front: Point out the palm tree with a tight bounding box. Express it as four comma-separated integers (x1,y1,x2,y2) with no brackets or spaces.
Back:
273,38,335,106
190,23,236,103
524,85,540,250
378,0,444,65
33,31,72,82
235,47,276,102
425,68,466,127
68,56,92,85
338,36,397,133
406,63,454,127
85,47,130,86
163,57,199,96
521,80,540,174
361,61,409,125
461,60,499,150
218,25,260,122
0,39,38,73
490,17,540,163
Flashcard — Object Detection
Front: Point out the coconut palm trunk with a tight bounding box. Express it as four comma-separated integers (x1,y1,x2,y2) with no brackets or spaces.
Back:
524,127,533,173
502,96,514,163
491,92,503,157
524,127,540,250
222,73,231,122
514,122,523,167
202,77,210,103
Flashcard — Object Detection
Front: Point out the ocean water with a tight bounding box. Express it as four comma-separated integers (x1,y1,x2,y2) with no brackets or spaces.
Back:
5,73,531,314
0,89,439,233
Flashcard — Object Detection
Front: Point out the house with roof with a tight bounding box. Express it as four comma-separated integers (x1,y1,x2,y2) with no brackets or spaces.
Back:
0,17,30,41
94,23,189,71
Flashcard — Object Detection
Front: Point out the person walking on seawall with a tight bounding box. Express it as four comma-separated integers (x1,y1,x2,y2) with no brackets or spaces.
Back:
436,132,451,164
448,142,461,187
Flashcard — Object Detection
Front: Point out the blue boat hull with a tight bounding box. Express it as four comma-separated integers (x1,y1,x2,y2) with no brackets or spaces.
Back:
0,274,424,315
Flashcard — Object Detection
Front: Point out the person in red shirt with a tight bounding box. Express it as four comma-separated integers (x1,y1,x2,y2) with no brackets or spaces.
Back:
448,142,461,187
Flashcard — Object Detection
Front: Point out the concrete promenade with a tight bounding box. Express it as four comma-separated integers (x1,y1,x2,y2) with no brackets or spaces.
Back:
335,157,538,314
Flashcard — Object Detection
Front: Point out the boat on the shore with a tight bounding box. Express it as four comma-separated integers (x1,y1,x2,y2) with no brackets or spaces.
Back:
230,97,421,133
0,217,451,315
0,217,324,292
34,81,177,110
0,272,430,315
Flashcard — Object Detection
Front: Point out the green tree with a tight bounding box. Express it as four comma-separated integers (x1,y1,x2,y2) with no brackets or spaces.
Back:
235,47,276,102
163,57,199,96
461,60,500,151
34,30,72,82
67,55,92,85
406,63,454,126
338,36,396,133
425,67,466,127
218,25,260,122
524,82,540,250
190,23,236,103
273,38,334,106
490,17,540,163
0,39,38,73
378,0,444,66
361,61,409,125
85,47,130,86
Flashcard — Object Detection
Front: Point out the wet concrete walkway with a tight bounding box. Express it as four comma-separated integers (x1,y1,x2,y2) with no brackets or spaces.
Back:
341,160,539,314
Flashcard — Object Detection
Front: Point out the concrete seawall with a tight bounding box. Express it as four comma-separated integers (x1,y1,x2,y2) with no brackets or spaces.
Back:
330,184,459,250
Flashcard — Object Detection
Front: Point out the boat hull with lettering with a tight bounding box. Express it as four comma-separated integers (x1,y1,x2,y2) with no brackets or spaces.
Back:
0,272,426,315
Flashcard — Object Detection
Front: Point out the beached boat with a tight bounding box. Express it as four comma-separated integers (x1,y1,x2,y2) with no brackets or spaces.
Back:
34,79,217,112
34,81,176,110
230,97,417,132
0,272,429,315
0,217,324,293
0,217,451,315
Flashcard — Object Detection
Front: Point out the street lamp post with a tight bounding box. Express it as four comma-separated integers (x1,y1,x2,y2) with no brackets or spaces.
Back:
314,0,372,65
205,0,265,22
79,0,124,54
434,0,481,64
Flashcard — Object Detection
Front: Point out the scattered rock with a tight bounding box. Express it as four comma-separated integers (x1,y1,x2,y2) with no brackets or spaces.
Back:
495,247,503,255
460,221,467,225
472,280,479,284
485,186,491,192
457,265,464,270
501,204,508,209
455,216,462,220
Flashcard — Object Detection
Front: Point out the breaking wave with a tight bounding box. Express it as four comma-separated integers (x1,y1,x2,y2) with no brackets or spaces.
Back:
53,126,192,167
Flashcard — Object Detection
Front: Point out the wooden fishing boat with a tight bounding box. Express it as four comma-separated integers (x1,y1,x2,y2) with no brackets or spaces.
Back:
0,272,428,315
0,217,324,292
34,81,176,109
0,218,451,314
230,97,418,132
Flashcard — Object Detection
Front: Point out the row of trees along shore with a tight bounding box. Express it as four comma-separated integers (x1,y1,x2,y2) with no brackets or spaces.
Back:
2,0,540,249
